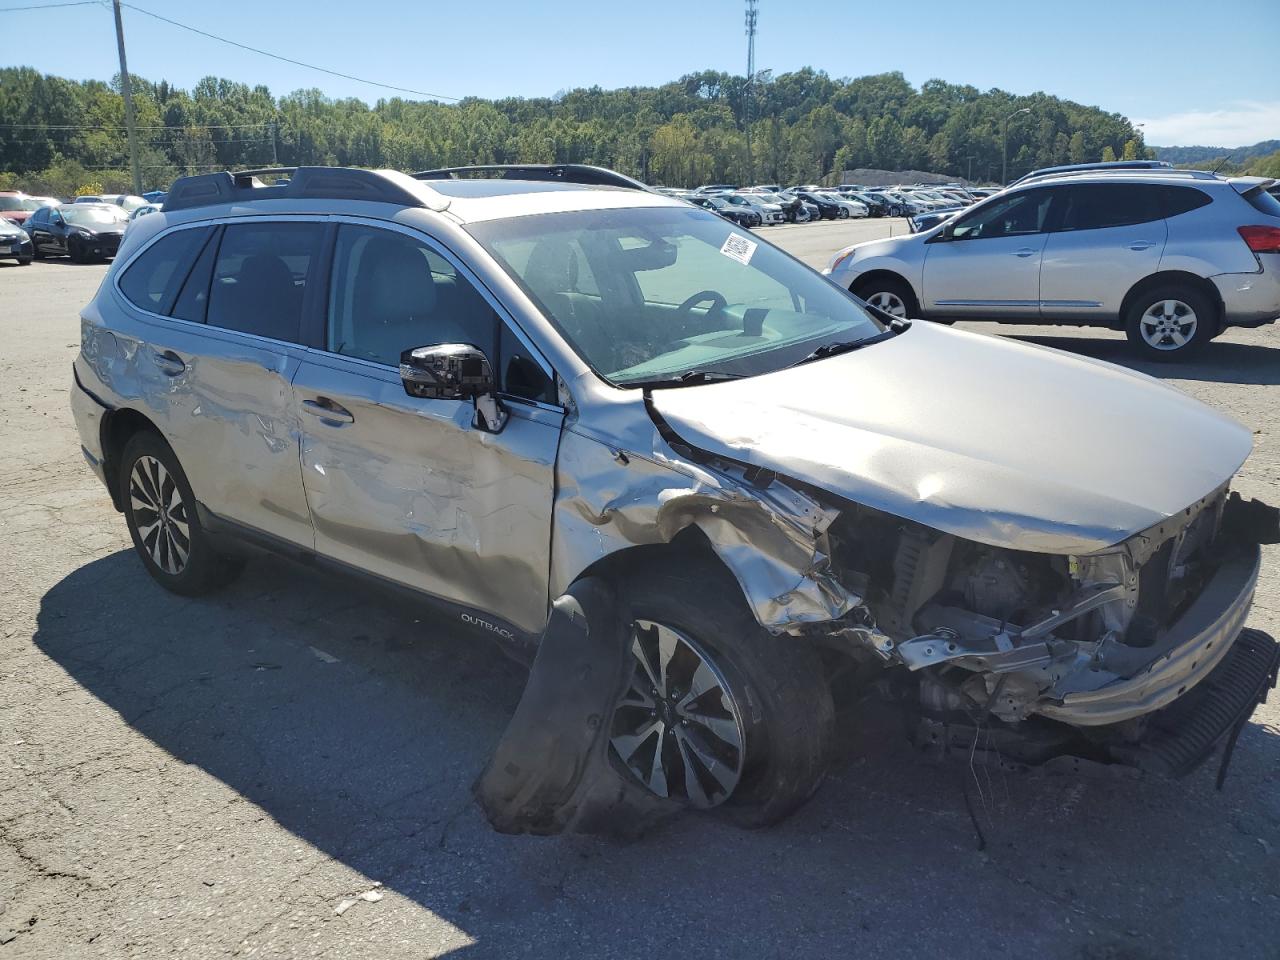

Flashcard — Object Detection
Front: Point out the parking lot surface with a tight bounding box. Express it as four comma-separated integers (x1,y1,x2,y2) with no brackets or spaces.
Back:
2,220,1279,959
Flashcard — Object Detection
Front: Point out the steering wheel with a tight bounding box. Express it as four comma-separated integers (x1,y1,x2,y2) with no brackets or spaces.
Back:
675,290,728,331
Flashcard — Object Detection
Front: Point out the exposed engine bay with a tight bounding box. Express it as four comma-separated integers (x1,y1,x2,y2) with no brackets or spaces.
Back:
814,486,1279,773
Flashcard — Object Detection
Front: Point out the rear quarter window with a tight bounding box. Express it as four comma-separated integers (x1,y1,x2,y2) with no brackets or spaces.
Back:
117,227,211,315
1159,186,1213,218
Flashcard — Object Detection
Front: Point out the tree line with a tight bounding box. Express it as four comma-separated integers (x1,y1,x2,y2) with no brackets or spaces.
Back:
1,65,1155,196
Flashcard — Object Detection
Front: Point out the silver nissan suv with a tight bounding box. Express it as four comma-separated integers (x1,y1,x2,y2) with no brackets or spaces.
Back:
826,169,1280,359
71,164,1278,833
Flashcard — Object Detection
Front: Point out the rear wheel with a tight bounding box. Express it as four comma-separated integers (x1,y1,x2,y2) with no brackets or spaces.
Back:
853,275,920,320
607,558,833,826
119,431,243,595
1124,284,1215,360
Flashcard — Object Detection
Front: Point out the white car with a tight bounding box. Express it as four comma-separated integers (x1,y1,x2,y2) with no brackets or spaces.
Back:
817,192,868,218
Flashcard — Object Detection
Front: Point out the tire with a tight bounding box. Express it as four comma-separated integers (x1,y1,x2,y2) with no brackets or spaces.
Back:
119,430,244,596
837,207,850,219
1124,284,1216,360
17,256,32,266
606,556,834,827
853,275,920,320
67,239,84,263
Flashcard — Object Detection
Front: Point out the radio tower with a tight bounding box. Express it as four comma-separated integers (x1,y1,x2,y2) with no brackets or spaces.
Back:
744,0,758,183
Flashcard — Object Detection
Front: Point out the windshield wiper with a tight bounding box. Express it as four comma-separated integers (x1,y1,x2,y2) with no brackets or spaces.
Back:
624,369,745,390
789,320,910,368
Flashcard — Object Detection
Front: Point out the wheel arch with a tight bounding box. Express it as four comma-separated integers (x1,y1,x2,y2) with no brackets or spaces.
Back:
100,407,166,511
570,526,736,595
1120,271,1224,334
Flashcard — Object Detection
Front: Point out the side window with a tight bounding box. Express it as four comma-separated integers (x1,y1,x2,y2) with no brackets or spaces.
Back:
1057,184,1162,231
1160,186,1213,218
326,224,496,368
170,228,220,323
117,227,210,315
28,208,47,227
206,221,323,342
950,190,1053,239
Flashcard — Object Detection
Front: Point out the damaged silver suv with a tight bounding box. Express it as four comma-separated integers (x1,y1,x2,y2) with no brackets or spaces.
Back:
71,164,1278,832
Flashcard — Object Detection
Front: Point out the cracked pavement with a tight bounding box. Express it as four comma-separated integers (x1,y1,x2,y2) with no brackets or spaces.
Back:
2,221,1280,959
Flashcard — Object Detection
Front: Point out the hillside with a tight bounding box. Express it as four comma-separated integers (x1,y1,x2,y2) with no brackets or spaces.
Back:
1151,140,1279,166
1,65,1147,194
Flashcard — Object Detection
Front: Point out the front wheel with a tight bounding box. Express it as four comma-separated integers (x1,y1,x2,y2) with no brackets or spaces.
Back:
119,431,243,595
853,275,920,320
607,558,833,826
1124,285,1215,360
837,207,850,219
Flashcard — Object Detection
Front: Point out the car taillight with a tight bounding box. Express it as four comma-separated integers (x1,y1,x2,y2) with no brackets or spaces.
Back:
1238,225,1280,254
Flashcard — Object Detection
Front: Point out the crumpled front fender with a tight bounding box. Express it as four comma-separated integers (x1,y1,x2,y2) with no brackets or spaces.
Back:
550,427,859,632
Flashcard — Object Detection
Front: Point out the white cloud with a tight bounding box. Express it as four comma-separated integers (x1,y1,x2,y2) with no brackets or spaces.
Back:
1136,100,1280,147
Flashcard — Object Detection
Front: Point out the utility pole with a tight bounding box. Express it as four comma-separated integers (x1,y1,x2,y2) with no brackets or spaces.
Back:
111,0,143,195
270,122,279,165
744,0,758,184
1001,106,1031,185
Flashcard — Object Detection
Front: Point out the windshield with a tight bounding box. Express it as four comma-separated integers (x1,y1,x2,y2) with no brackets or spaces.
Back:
0,197,29,212
63,206,127,226
469,205,883,386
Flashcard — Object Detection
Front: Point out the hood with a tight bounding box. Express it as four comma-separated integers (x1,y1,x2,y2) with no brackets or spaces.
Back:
649,322,1252,554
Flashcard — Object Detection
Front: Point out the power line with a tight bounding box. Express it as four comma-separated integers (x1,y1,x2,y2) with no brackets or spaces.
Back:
118,2,463,102
0,1,100,11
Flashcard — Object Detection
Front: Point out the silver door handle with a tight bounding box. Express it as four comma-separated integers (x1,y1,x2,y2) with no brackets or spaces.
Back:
152,350,186,376
1012,248,1036,258
1128,240,1156,251
302,398,354,424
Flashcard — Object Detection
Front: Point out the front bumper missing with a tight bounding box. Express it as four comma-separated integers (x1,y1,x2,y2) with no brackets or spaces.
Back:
1037,547,1261,726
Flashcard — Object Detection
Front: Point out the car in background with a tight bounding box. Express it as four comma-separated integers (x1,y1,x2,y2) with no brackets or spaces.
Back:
752,190,813,223
815,192,868,219
907,209,960,233
142,190,167,204
794,191,845,220
26,202,128,262
97,194,149,213
826,169,1280,359
128,203,163,222
74,195,104,204
0,217,34,264
0,191,44,225
687,194,760,228
724,192,786,225
695,184,738,195
839,190,891,217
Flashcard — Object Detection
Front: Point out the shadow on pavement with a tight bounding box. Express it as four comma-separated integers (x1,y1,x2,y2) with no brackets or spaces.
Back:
33,549,1280,958
1009,333,1280,386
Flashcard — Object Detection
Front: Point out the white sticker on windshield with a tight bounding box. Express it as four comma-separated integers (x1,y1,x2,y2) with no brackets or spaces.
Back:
720,233,757,266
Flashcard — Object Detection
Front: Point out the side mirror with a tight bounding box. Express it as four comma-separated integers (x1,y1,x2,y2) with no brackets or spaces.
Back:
399,342,507,433
926,221,956,243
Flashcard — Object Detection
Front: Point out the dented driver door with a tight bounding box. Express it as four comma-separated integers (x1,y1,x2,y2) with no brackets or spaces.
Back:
294,221,564,638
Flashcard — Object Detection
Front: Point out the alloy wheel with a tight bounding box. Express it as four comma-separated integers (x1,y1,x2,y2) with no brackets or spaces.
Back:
865,291,907,317
129,455,191,575
610,620,746,808
1139,299,1198,351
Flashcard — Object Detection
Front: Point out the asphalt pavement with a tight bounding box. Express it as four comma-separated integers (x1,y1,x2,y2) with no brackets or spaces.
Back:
2,220,1279,959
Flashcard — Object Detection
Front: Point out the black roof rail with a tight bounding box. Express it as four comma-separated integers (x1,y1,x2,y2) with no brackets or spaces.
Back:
163,166,430,213
411,163,651,192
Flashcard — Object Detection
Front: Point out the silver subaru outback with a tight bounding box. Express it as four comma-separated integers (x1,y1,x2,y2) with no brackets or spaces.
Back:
826,169,1280,359
71,164,1277,832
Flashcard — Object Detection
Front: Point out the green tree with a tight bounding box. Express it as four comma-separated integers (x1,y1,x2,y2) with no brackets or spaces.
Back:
1068,131,1088,164
1101,145,1117,162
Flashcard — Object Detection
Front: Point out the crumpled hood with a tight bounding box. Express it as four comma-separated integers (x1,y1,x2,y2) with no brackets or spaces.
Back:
649,322,1253,554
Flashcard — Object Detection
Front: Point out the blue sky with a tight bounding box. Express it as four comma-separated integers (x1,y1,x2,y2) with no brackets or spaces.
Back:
5,0,1279,146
